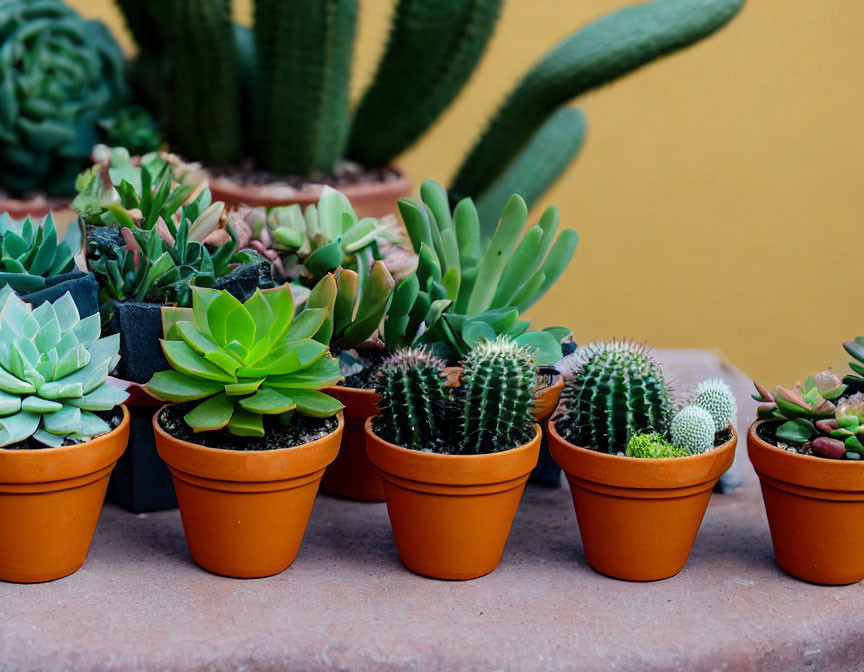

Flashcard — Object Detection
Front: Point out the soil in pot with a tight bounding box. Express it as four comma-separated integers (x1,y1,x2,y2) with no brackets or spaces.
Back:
749,420,864,585
153,405,343,578
0,406,130,583
548,421,736,582
365,418,541,580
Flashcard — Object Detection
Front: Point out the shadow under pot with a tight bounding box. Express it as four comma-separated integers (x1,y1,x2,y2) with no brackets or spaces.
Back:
748,420,864,585
547,420,736,581
153,407,344,579
365,419,541,580
0,407,130,583
320,386,384,502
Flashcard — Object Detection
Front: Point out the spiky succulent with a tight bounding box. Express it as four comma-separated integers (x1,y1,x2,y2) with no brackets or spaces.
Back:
374,347,451,450
556,341,673,454
0,214,81,293
0,287,127,448
670,405,715,454
692,378,736,431
626,432,688,459
145,286,343,438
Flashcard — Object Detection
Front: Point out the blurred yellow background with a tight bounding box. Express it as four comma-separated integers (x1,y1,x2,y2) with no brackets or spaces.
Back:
71,0,863,386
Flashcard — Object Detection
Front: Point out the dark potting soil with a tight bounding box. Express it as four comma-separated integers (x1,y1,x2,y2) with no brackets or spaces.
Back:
715,425,733,447
209,160,402,190
158,403,337,451
756,420,812,456
0,407,124,450
341,348,390,389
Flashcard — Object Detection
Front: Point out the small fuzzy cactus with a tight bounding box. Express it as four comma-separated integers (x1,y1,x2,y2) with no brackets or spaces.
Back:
556,341,673,454
459,337,537,454
626,433,688,459
692,378,736,431
670,405,715,454
375,348,451,450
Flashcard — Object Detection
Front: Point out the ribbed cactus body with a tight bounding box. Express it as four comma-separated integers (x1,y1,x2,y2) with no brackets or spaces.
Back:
375,348,451,450
459,338,536,454
255,0,357,175
557,341,672,454
451,0,744,203
347,0,502,166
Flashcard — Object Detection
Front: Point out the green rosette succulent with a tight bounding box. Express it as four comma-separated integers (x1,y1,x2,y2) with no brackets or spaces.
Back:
145,285,344,438
0,213,80,292
0,1,133,195
0,286,127,448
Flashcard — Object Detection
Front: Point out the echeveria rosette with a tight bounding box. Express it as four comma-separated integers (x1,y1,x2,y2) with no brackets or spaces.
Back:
0,0,130,196
0,287,127,448
0,213,79,293
144,286,344,438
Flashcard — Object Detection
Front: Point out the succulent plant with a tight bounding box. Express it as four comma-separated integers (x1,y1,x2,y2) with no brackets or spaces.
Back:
144,286,343,438
843,337,864,390
692,378,736,431
0,1,158,196
670,405,715,454
0,287,128,448
555,341,673,454
626,432,688,459
97,106,163,158
374,347,451,451
0,214,80,293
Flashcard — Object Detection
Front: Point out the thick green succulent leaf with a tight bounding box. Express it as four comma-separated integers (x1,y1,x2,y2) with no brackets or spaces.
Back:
184,393,235,432
76,410,111,439
0,411,40,447
306,274,337,345
776,418,817,444
514,331,563,366
161,340,236,383
289,389,344,418
42,405,82,436
66,384,128,411
239,388,296,415
240,339,329,377
21,396,61,414
265,356,343,390
225,379,265,396
0,390,22,415
490,224,543,309
337,262,395,347
284,308,328,342
226,408,264,437
33,429,64,448
145,370,224,402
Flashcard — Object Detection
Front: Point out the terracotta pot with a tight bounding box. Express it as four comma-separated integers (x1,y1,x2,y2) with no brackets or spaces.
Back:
365,419,541,580
208,167,413,218
748,420,864,584
533,377,564,422
0,407,130,583
0,194,71,220
153,408,344,578
321,386,384,501
548,420,736,581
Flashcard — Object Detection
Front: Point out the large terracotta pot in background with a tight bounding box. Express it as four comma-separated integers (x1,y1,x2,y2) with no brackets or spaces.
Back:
209,168,413,218
365,419,541,580
154,409,344,578
0,194,72,220
748,420,864,585
321,386,384,501
548,420,736,581
0,407,130,583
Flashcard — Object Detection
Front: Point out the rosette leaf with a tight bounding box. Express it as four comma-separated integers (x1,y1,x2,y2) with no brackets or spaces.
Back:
0,213,79,292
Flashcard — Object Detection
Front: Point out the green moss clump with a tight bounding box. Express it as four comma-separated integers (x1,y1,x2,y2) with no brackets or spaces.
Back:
625,432,688,459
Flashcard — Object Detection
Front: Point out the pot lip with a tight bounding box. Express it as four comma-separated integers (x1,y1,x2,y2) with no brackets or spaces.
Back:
324,383,377,397
0,193,73,218
0,405,130,458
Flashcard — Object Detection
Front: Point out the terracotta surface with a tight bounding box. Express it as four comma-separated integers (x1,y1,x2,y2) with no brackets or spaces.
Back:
321,386,384,501
366,421,541,580
153,410,344,578
7,351,864,671
0,406,130,583
208,168,413,218
533,377,564,421
0,194,72,219
549,421,736,581
748,420,864,585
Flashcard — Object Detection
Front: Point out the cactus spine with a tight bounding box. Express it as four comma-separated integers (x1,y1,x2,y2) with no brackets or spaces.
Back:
557,341,672,454
459,337,537,454
347,0,502,166
670,405,715,454
692,378,736,431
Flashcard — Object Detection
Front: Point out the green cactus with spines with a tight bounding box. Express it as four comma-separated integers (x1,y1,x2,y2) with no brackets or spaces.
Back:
556,341,673,454
692,378,736,431
451,0,744,235
374,348,451,450
459,337,537,454
670,404,716,454
347,0,502,166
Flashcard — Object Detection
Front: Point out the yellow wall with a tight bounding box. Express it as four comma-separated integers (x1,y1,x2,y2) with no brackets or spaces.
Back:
71,0,863,386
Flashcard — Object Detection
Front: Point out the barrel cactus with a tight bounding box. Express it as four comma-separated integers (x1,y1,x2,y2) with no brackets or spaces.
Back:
0,287,127,448
692,378,736,431
670,405,715,454
556,341,673,454
0,1,150,196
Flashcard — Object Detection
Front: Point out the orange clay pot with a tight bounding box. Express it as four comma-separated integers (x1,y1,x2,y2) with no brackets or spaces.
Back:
533,377,564,422
154,408,343,578
748,420,864,585
0,407,130,583
321,386,384,501
208,167,413,218
548,420,736,581
365,419,541,580
0,194,71,220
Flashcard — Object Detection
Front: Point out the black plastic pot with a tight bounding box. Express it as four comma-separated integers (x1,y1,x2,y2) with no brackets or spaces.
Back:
20,271,99,318
530,438,562,486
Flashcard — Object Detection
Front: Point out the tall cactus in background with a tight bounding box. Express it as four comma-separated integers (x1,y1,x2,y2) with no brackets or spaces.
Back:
347,0,502,166
451,0,744,234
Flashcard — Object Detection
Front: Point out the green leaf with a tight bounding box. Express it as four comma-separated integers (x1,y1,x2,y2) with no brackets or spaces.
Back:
226,407,264,437
42,405,82,435
66,384,128,411
239,388,296,415
306,240,345,279
490,224,543,309
225,379,265,396
514,330,563,366
777,419,816,444
289,389,344,418
21,396,61,414
0,411,40,446
145,370,225,402
265,356,342,389
162,340,236,383
285,308,328,341
338,261,395,347
184,393,236,432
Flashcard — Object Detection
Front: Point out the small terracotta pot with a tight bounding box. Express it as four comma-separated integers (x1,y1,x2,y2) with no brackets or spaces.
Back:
208,167,413,218
548,420,736,581
0,407,130,583
748,420,864,584
154,408,344,578
321,386,384,501
365,419,541,580
533,377,564,422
